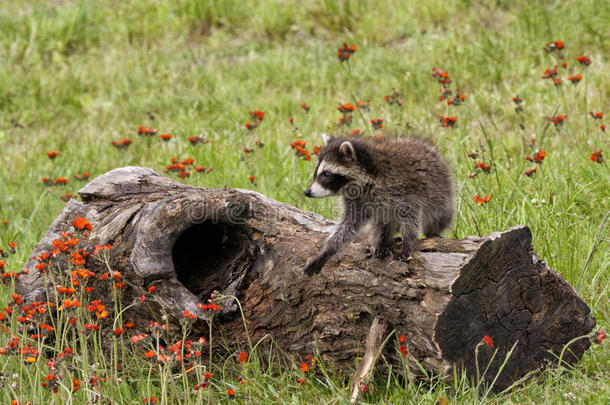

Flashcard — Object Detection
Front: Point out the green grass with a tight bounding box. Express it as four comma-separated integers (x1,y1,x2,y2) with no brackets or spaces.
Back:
0,0,608,403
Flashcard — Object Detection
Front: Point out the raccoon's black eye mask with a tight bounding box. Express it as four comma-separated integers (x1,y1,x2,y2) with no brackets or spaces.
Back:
319,171,350,192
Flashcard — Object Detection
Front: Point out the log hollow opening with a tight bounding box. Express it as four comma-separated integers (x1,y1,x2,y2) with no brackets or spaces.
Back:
172,221,251,300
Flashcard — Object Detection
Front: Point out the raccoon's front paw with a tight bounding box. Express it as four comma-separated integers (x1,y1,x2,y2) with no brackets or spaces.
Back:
394,252,413,262
303,260,323,276
374,246,391,259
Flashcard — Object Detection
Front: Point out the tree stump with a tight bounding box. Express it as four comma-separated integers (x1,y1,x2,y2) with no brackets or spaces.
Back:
16,167,595,391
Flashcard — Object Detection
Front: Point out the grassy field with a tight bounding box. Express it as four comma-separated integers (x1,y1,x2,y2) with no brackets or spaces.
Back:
0,0,608,403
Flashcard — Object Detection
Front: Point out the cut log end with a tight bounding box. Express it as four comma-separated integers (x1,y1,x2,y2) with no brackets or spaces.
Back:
16,166,595,391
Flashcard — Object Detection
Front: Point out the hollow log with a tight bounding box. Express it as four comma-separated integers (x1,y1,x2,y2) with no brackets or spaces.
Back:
16,166,595,391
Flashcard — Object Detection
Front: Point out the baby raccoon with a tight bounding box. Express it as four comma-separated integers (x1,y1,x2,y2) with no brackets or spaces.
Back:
303,134,454,275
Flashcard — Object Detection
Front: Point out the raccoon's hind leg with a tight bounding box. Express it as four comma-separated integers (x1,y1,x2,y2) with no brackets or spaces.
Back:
372,221,398,259
422,209,453,238
396,208,420,262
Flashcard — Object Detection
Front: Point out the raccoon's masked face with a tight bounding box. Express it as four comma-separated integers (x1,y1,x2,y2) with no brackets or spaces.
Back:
304,160,351,198
304,137,356,198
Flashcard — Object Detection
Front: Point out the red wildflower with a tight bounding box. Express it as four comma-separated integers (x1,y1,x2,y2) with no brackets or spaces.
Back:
561,61,568,68
398,334,406,343
248,176,256,183
399,344,408,357
238,351,248,363
62,298,81,308
73,172,90,181
300,362,310,372
72,378,81,393
590,149,604,163
589,112,603,120
357,100,370,110
542,65,558,79
249,110,265,120
552,78,562,87
55,177,68,185
475,161,491,172
244,122,257,130
595,329,606,344
300,103,310,112
546,114,566,126
337,42,357,62
543,40,564,52
473,194,492,205
338,103,356,113
297,377,306,385
130,334,147,344
114,328,124,335
534,149,547,163
370,118,383,129
159,134,172,141
440,116,457,127
137,126,158,135
431,67,451,85
288,116,294,125
188,135,208,145
576,56,592,66
182,310,196,319
47,151,59,159
227,388,236,398
204,371,212,380
483,335,494,348
336,114,353,127
568,74,582,84
112,138,132,148
601,125,606,131
84,323,99,331
524,167,537,177
72,217,92,231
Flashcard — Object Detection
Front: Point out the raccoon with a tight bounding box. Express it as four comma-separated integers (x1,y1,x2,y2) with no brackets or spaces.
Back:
302,134,454,275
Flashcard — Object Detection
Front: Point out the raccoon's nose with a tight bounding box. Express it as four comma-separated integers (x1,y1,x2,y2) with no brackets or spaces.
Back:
304,188,312,198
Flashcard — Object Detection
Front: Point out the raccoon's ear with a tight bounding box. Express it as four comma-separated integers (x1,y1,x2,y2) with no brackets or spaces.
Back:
339,141,357,162
322,133,333,145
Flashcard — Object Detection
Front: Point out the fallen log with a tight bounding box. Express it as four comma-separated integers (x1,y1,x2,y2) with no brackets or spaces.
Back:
16,166,595,391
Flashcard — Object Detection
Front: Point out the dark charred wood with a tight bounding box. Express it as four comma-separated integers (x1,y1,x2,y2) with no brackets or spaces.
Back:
16,167,595,391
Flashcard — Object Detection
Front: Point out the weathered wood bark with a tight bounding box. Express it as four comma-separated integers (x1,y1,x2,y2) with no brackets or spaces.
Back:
16,166,595,391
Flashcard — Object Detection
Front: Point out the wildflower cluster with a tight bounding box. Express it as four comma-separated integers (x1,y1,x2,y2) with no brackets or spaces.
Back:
541,42,591,89
473,194,492,206
383,89,403,107
467,148,491,179
337,42,357,62
188,134,209,145
590,149,604,164
431,67,466,127
397,334,408,357
111,138,133,149
244,110,265,130
165,157,212,179
137,126,158,136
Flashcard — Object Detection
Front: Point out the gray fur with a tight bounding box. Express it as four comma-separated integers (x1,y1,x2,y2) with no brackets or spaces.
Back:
303,135,454,275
